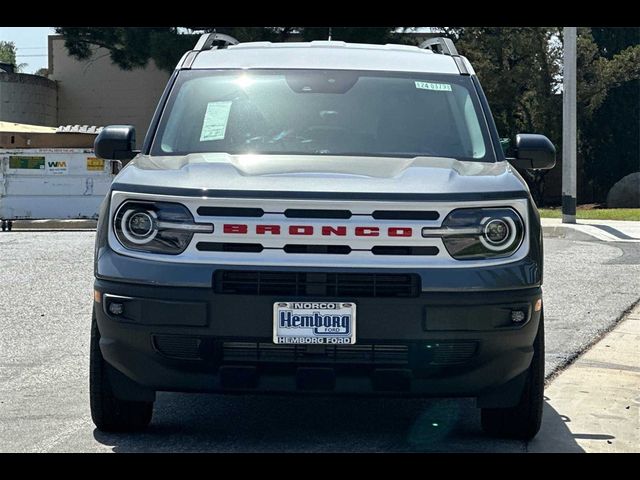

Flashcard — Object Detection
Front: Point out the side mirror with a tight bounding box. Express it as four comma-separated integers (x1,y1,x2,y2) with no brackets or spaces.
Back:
507,134,556,170
94,125,139,164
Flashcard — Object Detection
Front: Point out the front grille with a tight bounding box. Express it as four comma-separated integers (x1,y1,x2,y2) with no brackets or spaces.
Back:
223,343,409,365
214,271,421,298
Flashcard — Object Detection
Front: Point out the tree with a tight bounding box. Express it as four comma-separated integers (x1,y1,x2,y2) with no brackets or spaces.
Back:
301,27,398,44
34,67,49,77
438,27,640,206
578,28,640,202
439,27,563,205
55,27,397,73
0,40,27,72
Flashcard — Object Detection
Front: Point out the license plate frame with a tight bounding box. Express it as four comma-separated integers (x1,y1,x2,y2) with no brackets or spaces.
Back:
273,301,356,345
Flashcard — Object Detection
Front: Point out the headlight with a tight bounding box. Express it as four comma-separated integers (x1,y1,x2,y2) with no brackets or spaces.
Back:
114,201,213,254
422,208,524,260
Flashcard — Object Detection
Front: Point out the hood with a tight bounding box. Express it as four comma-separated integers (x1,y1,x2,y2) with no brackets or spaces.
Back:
114,153,529,195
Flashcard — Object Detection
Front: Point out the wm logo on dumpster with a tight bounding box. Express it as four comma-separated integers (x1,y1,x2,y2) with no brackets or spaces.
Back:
47,160,68,175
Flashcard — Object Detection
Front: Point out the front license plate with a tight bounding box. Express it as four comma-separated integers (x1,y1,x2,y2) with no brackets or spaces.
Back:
273,302,356,345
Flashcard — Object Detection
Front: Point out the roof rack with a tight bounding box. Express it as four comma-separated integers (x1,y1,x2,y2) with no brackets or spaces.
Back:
418,37,459,56
178,33,240,70
418,37,469,75
193,32,240,51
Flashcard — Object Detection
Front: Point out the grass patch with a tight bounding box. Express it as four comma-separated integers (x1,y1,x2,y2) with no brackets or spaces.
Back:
538,208,640,221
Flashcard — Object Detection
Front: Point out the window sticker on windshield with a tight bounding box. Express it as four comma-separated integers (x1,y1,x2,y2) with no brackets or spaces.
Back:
415,81,452,92
200,101,232,141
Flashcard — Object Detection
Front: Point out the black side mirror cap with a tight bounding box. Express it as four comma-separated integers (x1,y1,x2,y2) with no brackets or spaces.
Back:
507,134,556,170
94,125,139,163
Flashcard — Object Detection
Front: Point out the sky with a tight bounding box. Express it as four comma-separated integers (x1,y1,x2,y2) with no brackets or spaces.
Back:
0,27,56,73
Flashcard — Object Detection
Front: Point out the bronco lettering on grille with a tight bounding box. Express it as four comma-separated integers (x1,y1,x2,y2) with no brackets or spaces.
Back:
222,224,413,237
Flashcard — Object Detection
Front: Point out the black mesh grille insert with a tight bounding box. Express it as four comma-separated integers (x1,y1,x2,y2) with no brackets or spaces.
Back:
153,335,202,359
425,341,478,365
223,343,409,365
214,271,421,298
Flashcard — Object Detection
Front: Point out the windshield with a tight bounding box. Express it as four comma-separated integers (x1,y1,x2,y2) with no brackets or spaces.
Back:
152,69,494,161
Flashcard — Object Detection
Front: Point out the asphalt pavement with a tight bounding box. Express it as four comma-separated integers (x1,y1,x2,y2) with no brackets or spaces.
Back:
0,231,638,452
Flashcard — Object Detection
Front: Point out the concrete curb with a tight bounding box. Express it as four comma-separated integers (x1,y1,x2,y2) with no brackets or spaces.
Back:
7,219,98,231
541,225,601,242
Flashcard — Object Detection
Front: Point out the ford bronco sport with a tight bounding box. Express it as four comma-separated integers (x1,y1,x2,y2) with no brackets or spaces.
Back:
91,34,556,439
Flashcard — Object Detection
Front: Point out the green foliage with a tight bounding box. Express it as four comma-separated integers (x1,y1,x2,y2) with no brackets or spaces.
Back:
0,40,18,65
54,27,398,73
442,28,562,140
0,40,27,72
440,27,563,205
301,27,397,43
441,27,639,205
538,208,640,221
579,27,640,201
54,27,195,72
577,28,640,117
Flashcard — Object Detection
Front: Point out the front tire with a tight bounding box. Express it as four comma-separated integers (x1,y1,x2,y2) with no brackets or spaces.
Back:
481,311,544,440
90,313,153,432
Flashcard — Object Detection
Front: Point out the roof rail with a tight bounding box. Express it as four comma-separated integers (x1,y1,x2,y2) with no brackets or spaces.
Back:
418,37,459,56
419,37,469,75
179,33,240,70
193,32,240,51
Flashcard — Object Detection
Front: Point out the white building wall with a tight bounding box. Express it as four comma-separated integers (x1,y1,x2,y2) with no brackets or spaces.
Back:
48,35,171,147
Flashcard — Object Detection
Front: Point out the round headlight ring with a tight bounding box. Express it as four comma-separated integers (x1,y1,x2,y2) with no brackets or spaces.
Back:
120,208,158,245
480,216,517,251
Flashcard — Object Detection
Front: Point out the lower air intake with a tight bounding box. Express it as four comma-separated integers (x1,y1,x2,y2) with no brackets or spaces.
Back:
153,335,202,360
214,271,421,298
223,343,409,365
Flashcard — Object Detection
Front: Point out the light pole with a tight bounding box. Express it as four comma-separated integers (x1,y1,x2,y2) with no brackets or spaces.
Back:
562,27,577,224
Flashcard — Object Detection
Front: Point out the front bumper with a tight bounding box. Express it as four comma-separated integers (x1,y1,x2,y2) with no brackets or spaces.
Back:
94,276,542,407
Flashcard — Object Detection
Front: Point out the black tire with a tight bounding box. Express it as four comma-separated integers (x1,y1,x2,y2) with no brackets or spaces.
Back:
481,311,544,440
90,313,153,432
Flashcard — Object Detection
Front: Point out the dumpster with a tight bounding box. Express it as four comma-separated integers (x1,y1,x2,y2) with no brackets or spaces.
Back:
0,122,115,230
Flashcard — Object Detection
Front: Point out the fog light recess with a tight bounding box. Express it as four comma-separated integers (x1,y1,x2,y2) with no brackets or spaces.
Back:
108,302,124,316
